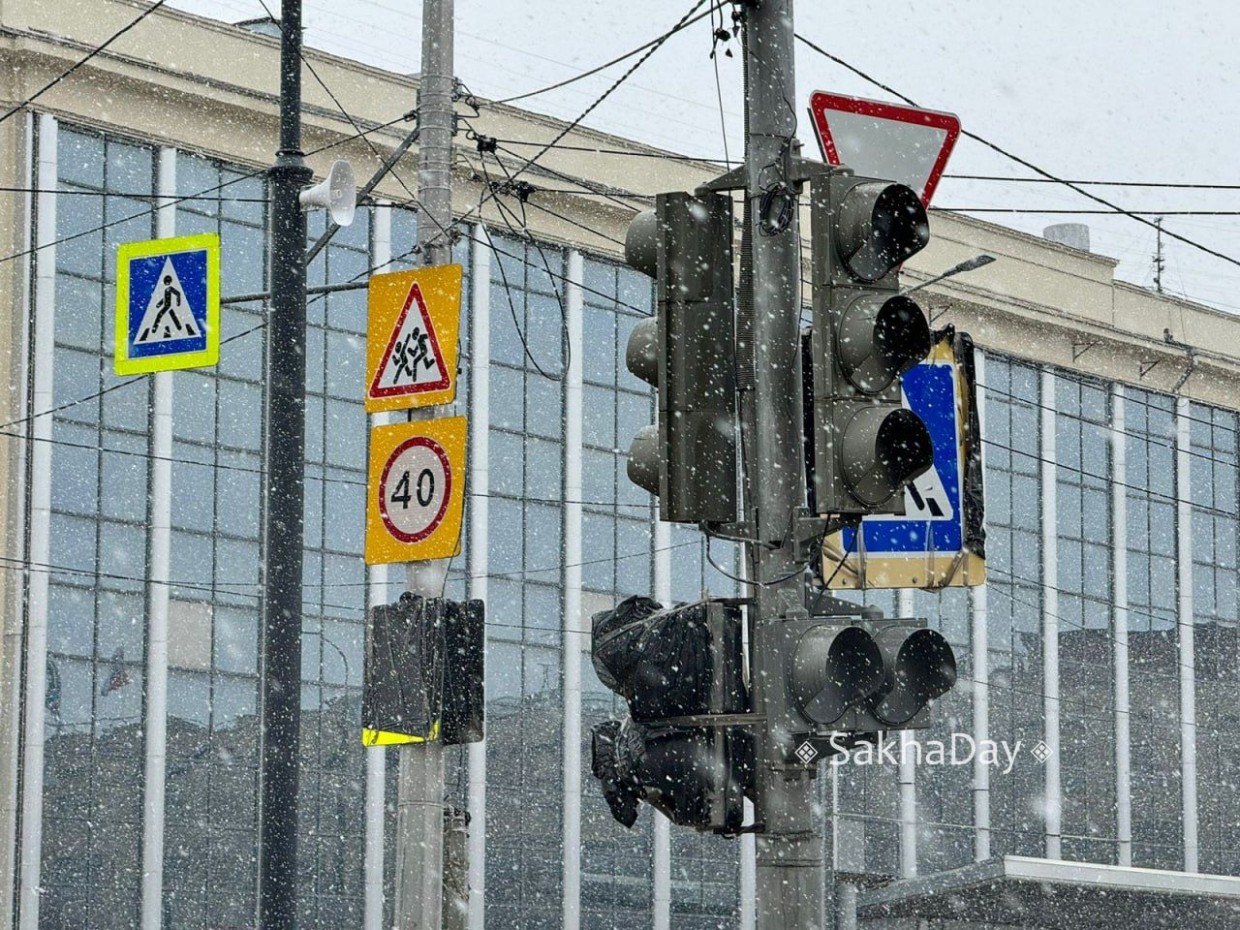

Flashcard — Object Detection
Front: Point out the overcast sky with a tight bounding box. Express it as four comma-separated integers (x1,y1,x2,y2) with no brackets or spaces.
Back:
171,0,1240,314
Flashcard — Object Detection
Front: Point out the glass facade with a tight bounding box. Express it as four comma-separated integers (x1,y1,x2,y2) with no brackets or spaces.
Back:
17,113,1240,930
1190,402,1240,876
977,356,1047,859
486,233,567,930
43,125,155,930
1125,388,1183,870
1054,375,1117,864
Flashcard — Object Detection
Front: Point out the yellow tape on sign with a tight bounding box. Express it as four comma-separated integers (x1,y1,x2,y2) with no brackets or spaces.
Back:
362,721,440,747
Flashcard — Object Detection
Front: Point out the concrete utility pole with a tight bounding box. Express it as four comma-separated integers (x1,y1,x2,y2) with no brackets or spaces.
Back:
740,2,825,929
394,1,455,928
257,1,313,927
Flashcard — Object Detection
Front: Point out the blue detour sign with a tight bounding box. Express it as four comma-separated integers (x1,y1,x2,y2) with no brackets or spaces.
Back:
115,233,219,375
824,330,986,589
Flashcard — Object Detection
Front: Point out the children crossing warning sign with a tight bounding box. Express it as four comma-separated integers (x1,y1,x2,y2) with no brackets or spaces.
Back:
115,233,220,375
366,265,462,412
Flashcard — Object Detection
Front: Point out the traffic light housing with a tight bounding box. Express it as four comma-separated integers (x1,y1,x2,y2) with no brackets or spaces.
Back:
362,594,484,746
807,170,935,516
589,596,752,832
774,613,957,758
623,191,737,524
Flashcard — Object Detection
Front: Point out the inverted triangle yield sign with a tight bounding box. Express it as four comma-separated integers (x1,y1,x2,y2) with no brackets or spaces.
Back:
808,91,960,206
369,281,451,399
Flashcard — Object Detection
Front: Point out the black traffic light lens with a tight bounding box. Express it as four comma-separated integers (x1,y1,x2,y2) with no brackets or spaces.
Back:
838,294,931,394
871,628,957,727
874,296,932,378
870,184,930,268
838,182,930,282
791,625,883,726
876,408,934,490
841,407,934,506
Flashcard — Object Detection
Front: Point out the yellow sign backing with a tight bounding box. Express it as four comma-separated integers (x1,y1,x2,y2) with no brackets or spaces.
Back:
114,233,220,375
366,264,462,412
365,417,467,565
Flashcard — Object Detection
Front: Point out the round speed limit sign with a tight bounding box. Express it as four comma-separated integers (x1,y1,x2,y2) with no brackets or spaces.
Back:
379,437,451,543
366,417,467,564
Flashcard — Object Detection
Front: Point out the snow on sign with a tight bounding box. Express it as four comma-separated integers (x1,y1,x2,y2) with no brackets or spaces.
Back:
366,264,462,412
366,417,467,565
808,91,961,206
822,333,986,590
114,233,220,375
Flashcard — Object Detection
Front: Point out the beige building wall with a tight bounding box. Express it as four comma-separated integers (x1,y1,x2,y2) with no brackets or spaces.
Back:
0,111,31,930
4,0,1238,410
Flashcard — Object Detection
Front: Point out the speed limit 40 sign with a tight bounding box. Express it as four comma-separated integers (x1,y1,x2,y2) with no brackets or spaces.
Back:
365,417,467,565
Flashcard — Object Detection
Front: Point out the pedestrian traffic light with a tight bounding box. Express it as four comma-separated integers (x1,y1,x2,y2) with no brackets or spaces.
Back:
774,613,957,759
362,593,485,746
588,596,751,832
806,170,935,516
623,191,737,524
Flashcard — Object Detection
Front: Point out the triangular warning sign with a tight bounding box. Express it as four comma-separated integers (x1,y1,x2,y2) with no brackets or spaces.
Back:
808,91,960,207
133,256,201,345
368,282,450,398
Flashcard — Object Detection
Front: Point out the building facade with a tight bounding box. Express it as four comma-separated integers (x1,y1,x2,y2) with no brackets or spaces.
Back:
3,3,1240,929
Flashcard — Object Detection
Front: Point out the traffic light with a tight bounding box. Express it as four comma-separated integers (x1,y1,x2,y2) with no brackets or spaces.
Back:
589,596,751,832
623,191,737,524
774,613,957,759
806,170,935,516
362,593,485,746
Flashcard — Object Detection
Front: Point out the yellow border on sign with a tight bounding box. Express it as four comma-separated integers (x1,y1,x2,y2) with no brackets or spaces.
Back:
365,417,467,565
366,264,462,412
822,338,987,590
114,233,221,375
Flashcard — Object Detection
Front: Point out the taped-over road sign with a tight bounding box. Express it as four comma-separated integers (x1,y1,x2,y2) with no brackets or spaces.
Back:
366,417,467,564
366,264,462,412
115,233,220,375
823,330,986,589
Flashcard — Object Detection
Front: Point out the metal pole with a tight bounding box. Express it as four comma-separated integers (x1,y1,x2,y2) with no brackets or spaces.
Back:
257,1,313,926
396,1,455,927
740,3,823,929
141,146,177,930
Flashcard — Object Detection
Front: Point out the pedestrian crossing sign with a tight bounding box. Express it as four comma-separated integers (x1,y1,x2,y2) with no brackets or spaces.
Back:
366,264,462,412
115,233,220,375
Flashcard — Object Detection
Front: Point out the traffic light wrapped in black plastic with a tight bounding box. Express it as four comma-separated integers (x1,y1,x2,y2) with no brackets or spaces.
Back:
589,596,752,833
362,593,484,746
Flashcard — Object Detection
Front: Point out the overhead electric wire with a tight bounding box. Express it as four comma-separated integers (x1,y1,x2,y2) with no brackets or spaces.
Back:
935,208,1240,217
709,0,733,169
0,113,414,270
490,139,739,165
793,33,1240,272
497,0,712,194
946,174,1240,191
0,186,272,202
0,0,170,127
0,321,266,432
493,4,716,105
